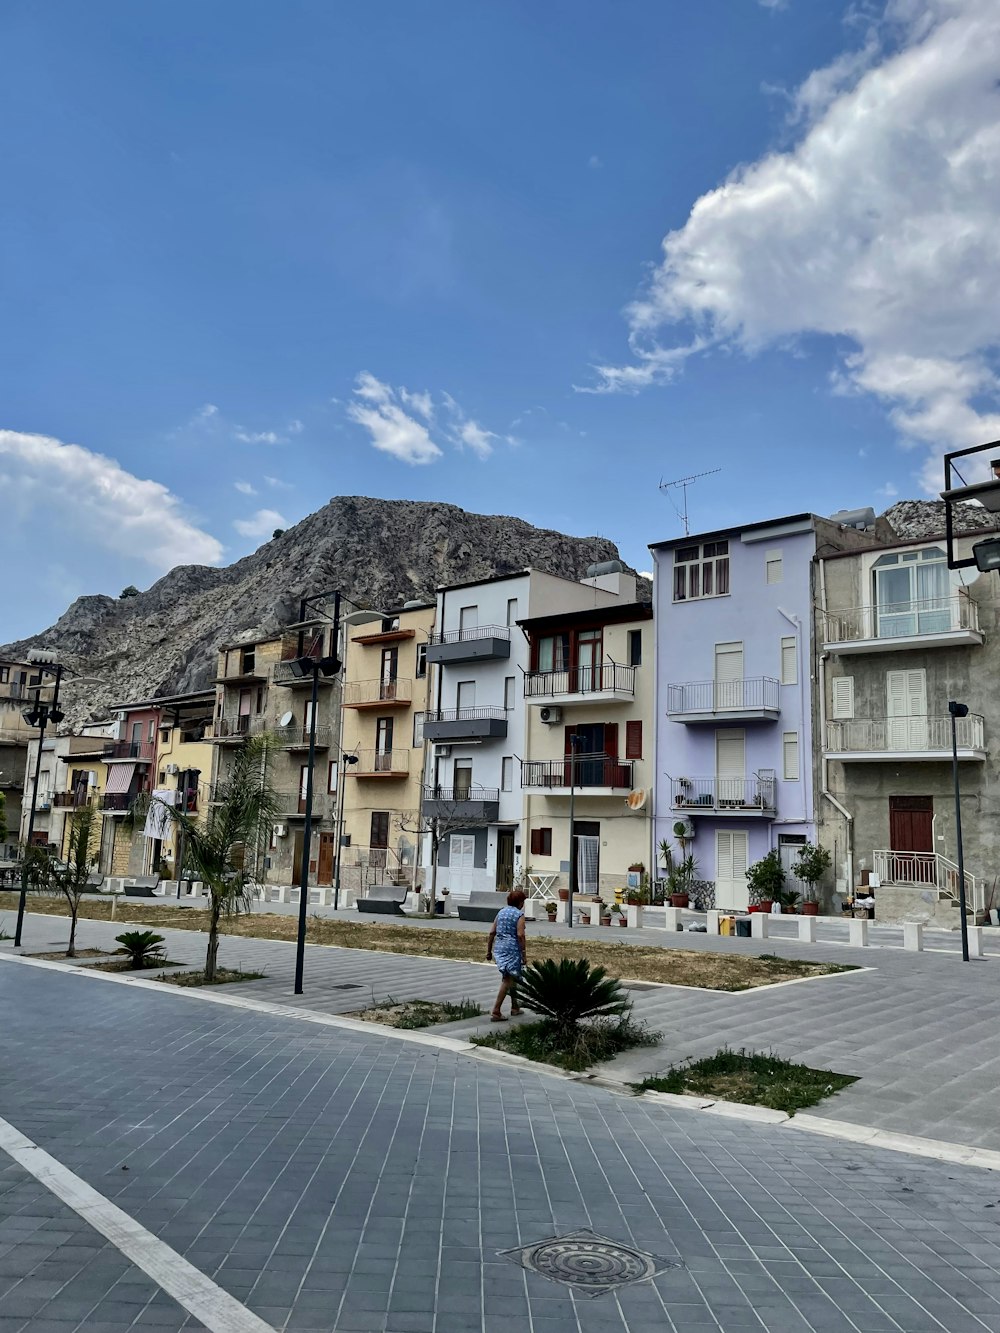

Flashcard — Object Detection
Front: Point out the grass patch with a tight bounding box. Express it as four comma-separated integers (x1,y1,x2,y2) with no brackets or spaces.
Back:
0,892,855,991
348,997,481,1029
154,968,267,988
634,1047,858,1115
473,1016,659,1072
27,948,116,961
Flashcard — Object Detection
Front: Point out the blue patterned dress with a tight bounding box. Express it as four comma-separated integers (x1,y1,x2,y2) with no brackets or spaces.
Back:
492,906,524,978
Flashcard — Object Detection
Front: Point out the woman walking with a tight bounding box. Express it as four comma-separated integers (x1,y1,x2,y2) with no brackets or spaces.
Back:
487,889,527,1021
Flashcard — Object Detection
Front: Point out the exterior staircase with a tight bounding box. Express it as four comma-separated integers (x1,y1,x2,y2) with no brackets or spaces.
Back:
872,849,983,917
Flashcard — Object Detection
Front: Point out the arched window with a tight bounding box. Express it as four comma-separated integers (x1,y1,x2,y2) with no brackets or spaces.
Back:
872,546,951,638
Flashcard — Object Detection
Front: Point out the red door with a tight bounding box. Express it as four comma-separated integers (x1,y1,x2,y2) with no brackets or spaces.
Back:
889,796,933,885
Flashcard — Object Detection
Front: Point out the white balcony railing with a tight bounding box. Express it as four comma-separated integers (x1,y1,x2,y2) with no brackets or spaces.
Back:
824,594,979,644
872,849,982,914
666,676,779,715
828,714,984,754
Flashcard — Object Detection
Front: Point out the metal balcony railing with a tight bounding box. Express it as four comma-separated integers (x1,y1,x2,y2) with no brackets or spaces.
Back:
52,791,94,808
103,740,155,761
671,776,777,812
824,594,980,644
827,714,985,753
666,676,779,715
430,624,511,645
212,715,268,740
101,792,135,812
520,755,634,789
421,785,500,804
279,725,333,749
524,662,635,698
342,678,413,707
424,706,506,725
873,849,983,914
354,748,410,775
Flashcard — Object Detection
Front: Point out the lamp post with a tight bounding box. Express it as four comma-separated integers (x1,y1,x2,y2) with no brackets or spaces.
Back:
14,655,65,947
949,700,972,963
566,731,582,929
332,751,359,910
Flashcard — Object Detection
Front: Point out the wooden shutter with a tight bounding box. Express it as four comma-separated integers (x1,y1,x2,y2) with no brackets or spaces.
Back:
831,676,854,719
530,828,552,856
604,723,618,757
625,721,642,759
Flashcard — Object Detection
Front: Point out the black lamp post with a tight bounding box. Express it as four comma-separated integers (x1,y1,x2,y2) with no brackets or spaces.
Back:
14,658,65,947
948,700,972,963
566,731,583,930
332,751,359,910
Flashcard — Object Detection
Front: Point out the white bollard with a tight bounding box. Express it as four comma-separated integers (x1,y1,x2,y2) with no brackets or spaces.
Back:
589,902,603,926
903,922,923,952
848,917,869,947
556,899,569,925
705,910,721,935
967,926,984,958
626,904,644,929
275,886,290,904
663,906,681,932
798,915,817,944
751,913,769,940
524,899,538,920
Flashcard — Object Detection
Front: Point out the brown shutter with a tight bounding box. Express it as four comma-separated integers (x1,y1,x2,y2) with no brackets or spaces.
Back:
530,828,541,856
625,721,642,759
604,723,618,757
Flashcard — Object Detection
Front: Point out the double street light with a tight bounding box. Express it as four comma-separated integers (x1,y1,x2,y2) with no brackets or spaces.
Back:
14,652,65,948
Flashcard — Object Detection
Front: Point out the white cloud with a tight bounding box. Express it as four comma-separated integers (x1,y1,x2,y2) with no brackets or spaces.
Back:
399,388,434,421
457,420,496,459
233,428,285,445
0,429,223,570
587,0,1000,491
233,508,288,538
588,154,604,169
194,403,219,422
347,373,442,465
234,480,257,496
263,474,294,490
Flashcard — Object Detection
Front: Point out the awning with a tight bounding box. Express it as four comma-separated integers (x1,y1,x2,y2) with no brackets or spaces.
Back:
104,762,136,795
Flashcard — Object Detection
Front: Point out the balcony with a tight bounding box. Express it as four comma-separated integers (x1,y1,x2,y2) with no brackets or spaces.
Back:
352,626,416,646
211,715,268,744
275,790,335,819
279,725,333,751
52,791,94,809
353,748,411,778
827,714,986,762
342,678,413,709
520,755,634,796
273,659,337,688
215,659,266,685
426,625,511,665
101,792,135,813
104,740,154,762
666,676,780,724
423,707,508,742
671,776,777,817
524,662,635,706
823,595,983,654
421,785,500,822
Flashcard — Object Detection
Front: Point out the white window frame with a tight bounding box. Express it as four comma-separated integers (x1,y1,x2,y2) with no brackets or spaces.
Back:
449,834,475,871
831,677,854,720
412,711,425,747
782,732,800,781
506,598,519,627
415,643,427,679
672,540,730,602
765,549,783,585
501,756,513,792
504,676,516,711
780,635,797,686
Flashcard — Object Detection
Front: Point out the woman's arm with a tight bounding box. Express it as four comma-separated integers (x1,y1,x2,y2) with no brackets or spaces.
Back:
487,921,497,961
517,913,527,963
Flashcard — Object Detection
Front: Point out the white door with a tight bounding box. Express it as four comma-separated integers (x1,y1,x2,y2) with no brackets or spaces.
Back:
886,669,927,750
716,830,749,910
459,605,478,635
714,642,744,711
456,680,476,711
716,729,745,804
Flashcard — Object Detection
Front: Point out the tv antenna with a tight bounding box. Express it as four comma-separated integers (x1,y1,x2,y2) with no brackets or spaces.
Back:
659,468,721,536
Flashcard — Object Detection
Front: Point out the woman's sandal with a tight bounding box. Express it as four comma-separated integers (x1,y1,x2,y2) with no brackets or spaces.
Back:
510,1008,523,1017
490,1012,507,1022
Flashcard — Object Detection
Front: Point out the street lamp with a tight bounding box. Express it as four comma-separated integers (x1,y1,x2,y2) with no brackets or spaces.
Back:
941,439,1000,570
949,701,972,963
14,653,65,948
332,752,360,910
565,731,583,930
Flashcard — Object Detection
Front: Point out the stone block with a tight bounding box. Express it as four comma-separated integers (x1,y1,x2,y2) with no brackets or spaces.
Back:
903,922,924,952
797,915,817,943
663,906,681,931
848,917,869,947
705,910,720,935
967,926,984,958
751,912,769,940
589,901,602,926
626,904,644,929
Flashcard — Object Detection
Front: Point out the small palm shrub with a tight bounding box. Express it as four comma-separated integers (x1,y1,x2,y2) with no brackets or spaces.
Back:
115,930,167,970
517,958,629,1034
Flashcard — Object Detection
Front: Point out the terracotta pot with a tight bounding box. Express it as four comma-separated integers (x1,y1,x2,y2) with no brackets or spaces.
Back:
601,915,612,927
801,901,819,916
557,888,570,902
669,893,689,909
618,918,627,927
759,900,773,913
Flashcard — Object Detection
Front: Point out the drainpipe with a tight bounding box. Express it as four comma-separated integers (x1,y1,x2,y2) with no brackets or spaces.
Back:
817,559,854,893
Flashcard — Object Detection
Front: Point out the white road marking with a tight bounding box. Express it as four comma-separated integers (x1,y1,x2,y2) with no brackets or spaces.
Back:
0,1114,276,1333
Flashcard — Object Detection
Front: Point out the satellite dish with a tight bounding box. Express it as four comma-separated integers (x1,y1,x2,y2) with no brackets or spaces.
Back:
278,710,294,728
625,789,648,811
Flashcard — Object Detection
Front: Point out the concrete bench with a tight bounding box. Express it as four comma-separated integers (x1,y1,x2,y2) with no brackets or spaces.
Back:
86,873,105,892
124,875,161,898
457,891,508,923
357,885,408,915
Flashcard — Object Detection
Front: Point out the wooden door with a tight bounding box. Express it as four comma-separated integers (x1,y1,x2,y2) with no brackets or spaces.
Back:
292,831,304,884
496,828,515,890
317,832,335,885
889,796,933,852
370,811,390,868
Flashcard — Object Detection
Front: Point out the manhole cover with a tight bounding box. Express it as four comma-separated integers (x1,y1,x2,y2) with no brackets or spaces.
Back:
331,983,363,990
499,1229,681,1296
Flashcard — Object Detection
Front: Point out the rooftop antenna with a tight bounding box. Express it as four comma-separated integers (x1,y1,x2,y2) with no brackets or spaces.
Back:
659,468,721,536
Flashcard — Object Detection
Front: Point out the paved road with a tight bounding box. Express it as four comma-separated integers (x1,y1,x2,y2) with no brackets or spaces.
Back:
3,956,1000,1333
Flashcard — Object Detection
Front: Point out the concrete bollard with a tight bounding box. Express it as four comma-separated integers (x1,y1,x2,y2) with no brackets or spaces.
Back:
556,899,569,925
589,902,603,926
663,906,681,932
524,899,538,920
626,904,644,929
706,910,720,935
275,886,290,904
848,917,869,947
967,926,984,958
903,922,924,952
751,912,769,940
798,915,817,944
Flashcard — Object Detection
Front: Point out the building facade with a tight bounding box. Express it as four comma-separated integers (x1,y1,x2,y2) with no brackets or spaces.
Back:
19,729,113,857
0,657,56,859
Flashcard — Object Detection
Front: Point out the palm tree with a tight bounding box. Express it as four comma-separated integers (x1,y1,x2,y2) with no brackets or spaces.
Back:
165,734,278,982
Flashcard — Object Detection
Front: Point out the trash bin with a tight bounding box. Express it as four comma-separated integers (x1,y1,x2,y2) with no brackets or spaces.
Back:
735,917,752,937
720,915,736,936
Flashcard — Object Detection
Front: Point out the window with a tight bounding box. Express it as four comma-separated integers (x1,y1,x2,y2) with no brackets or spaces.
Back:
780,635,797,686
241,648,256,673
504,676,516,710
328,762,338,793
459,605,478,635
501,757,513,791
783,732,800,781
628,629,642,666
765,550,783,584
415,643,427,679
831,676,854,719
0,667,8,684
530,827,553,856
147,720,155,743
412,711,425,747
456,680,476,710
449,834,476,870
715,642,744,708
625,720,642,759
673,540,730,602
370,811,390,851
506,598,519,626
537,633,570,672
376,717,394,755
255,687,264,713
872,546,951,637
454,760,472,797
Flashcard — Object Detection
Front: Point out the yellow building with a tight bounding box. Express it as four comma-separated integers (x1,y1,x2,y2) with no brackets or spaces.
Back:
21,729,114,859
149,690,216,881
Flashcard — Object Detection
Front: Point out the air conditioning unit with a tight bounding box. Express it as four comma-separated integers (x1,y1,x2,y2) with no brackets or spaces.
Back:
434,744,452,758
165,763,180,775
539,706,562,724
274,824,288,839
673,818,696,840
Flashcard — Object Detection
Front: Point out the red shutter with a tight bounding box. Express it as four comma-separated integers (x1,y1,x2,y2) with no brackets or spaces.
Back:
530,828,552,856
604,723,618,757
625,721,642,759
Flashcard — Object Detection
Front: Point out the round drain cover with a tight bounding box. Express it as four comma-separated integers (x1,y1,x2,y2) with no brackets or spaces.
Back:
529,1237,656,1288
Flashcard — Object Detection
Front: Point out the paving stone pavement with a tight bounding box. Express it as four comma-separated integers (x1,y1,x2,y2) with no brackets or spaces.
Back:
6,907,1000,1151
4,958,1000,1333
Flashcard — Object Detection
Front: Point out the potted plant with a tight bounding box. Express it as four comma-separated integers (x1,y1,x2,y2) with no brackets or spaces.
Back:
744,849,785,913
625,889,642,906
771,884,801,915
436,887,450,915
557,886,570,902
662,843,697,909
600,903,613,926
545,900,558,922
792,842,831,915
608,902,625,927
628,862,645,874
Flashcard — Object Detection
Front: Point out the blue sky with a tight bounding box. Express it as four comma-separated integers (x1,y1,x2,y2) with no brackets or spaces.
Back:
3,1,999,638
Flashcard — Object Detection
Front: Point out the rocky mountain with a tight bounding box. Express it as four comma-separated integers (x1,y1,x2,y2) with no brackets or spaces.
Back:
1,496,643,726
883,499,998,539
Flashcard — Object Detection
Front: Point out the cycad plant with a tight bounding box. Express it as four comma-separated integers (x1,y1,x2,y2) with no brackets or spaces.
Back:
163,734,278,982
517,958,629,1035
115,930,166,970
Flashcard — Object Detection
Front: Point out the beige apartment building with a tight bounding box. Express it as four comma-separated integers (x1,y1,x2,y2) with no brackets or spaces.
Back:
0,657,56,858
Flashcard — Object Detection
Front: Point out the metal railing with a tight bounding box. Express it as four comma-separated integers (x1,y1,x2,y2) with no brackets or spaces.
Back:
354,748,411,775
824,593,979,644
666,676,779,715
279,725,334,748
274,789,335,814
430,624,511,645
827,714,984,754
52,791,94,808
103,740,155,761
101,793,134,812
873,849,983,914
520,755,634,789
421,785,500,804
671,775,777,812
424,706,507,724
212,715,268,740
524,662,635,698
342,678,413,706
